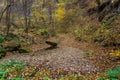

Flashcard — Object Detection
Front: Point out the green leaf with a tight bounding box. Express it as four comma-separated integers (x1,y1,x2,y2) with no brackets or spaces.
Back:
44,77,51,80
10,78,24,80
0,71,8,79
110,78,118,80
106,66,120,79
98,78,106,80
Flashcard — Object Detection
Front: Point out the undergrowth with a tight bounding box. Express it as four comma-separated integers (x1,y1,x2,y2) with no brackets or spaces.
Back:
107,66,120,79
0,59,25,80
0,33,30,59
0,59,119,80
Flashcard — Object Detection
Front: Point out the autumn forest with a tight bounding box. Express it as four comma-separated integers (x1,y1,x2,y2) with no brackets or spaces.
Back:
0,0,120,80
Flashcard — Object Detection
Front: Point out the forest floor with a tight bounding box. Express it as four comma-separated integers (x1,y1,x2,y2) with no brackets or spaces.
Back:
0,33,120,79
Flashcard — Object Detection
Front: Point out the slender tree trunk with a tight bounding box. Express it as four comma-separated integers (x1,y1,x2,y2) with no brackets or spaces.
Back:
6,0,13,35
23,0,33,33
23,0,28,33
48,4,53,24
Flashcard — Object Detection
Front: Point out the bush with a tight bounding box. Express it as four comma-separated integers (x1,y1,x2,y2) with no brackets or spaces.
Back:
0,46,6,59
37,28,49,37
93,19,120,46
0,34,6,59
0,34,4,43
0,59,25,79
106,66,120,79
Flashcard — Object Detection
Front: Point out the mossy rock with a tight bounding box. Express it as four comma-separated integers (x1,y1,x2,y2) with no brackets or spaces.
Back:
2,41,19,47
2,41,20,52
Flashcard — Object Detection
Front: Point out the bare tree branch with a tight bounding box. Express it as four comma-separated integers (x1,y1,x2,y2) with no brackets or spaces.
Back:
0,5,11,22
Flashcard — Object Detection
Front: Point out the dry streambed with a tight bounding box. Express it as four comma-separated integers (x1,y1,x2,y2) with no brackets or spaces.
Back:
0,46,99,74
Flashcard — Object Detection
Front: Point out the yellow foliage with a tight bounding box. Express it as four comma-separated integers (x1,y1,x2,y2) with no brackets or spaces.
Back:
33,11,42,18
33,8,48,21
57,2,65,7
115,50,120,57
110,50,120,59
68,9,74,15
55,6,66,22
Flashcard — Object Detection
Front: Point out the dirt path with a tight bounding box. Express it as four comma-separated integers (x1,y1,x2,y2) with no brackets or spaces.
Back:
0,34,104,74
0,45,98,74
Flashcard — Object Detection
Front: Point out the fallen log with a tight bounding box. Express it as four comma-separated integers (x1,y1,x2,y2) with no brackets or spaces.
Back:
45,38,64,50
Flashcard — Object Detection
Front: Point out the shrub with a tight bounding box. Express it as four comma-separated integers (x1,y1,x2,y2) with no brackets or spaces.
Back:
0,46,6,59
0,34,6,59
0,59,25,79
106,66,120,79
0,34,4,43
37,28,49,37
10,78,24,80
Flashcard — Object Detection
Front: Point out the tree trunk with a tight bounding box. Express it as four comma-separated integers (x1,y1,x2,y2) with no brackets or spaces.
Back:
6,0,13,35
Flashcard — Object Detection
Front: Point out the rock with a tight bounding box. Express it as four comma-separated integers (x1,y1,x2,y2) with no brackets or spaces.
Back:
2,41,20,51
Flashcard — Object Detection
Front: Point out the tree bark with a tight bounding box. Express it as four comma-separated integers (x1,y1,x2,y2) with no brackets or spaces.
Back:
6,0,13,35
